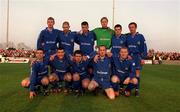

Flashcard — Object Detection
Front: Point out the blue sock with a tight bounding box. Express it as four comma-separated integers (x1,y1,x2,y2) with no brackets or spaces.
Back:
65,81,71,89
43,85,48,90
112,82,119,92
51,81,58,89
73,80,81,91
125,83,135,91
120,83,124,89
136,77,140,90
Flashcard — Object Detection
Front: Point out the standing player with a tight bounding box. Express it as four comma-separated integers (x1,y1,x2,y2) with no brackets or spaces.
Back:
111,24,127,57
126,22,147,97
111,47,137,97
27,49,49,99
76,21,96,56
37,17,60,59
88,45,115,100
58,21,77,55
93,17,114,50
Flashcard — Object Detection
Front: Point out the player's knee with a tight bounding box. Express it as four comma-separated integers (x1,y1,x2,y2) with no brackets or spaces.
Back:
41,77,49,85
88,82,95,91
49,73,57,82
123,81,129,85
82,79,90,89
64,72,72,82
21,78,30,87
131,78,138,85
111,75,119,83
73,73,80,81
48,75,54,82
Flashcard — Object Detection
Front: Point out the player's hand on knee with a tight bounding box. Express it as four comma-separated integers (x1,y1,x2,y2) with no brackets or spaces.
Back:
29,91,36,99
41,77,49,85
111,75,119,83
130,77,138,85
88,81,96,91
64,73,72,82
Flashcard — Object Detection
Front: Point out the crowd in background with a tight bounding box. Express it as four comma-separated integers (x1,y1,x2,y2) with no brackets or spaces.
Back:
147,49,180,60
0,49,180,60
0,49,35,58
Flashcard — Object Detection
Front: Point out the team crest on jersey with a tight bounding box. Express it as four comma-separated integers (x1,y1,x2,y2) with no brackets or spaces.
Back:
132,63,135,66
137,41,141,45
71,39,74,42
82,67,85,70
45,65,48,68
125,67,128,70
120,41,123,44
91,38,94,42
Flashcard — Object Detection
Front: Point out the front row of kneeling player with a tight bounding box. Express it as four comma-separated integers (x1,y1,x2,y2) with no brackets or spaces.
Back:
21,46,137,100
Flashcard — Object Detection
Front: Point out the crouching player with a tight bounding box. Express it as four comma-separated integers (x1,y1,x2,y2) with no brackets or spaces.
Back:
88,45,115,100
21,49,50,99
111,47,137,97
48,47,72,93
71,50,96,97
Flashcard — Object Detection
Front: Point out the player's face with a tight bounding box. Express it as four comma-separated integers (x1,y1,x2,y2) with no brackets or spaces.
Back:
120,49,128,59
62,24,70,33
99,46,106,57
114,27,122,36
56,50,65,60
81,25,89,33
36,50,44,60
74,54,82,63
101,19,108,28
128,25,137,34
47,20,54,28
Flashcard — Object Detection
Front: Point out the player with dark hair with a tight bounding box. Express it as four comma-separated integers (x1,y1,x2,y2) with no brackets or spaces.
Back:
22,49,50,99
48,47,72,93
126,22,147,97
76,21,96,79
70,50,96,97
111,24,127,57
111,47,137,97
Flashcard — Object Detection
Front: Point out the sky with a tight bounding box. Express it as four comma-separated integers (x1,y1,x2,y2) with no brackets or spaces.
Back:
0,0,180,52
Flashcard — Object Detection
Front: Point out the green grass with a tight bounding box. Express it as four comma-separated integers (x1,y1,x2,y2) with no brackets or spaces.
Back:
0,64,180,112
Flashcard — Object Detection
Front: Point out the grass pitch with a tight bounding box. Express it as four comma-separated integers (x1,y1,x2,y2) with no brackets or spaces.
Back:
0,64,180,112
